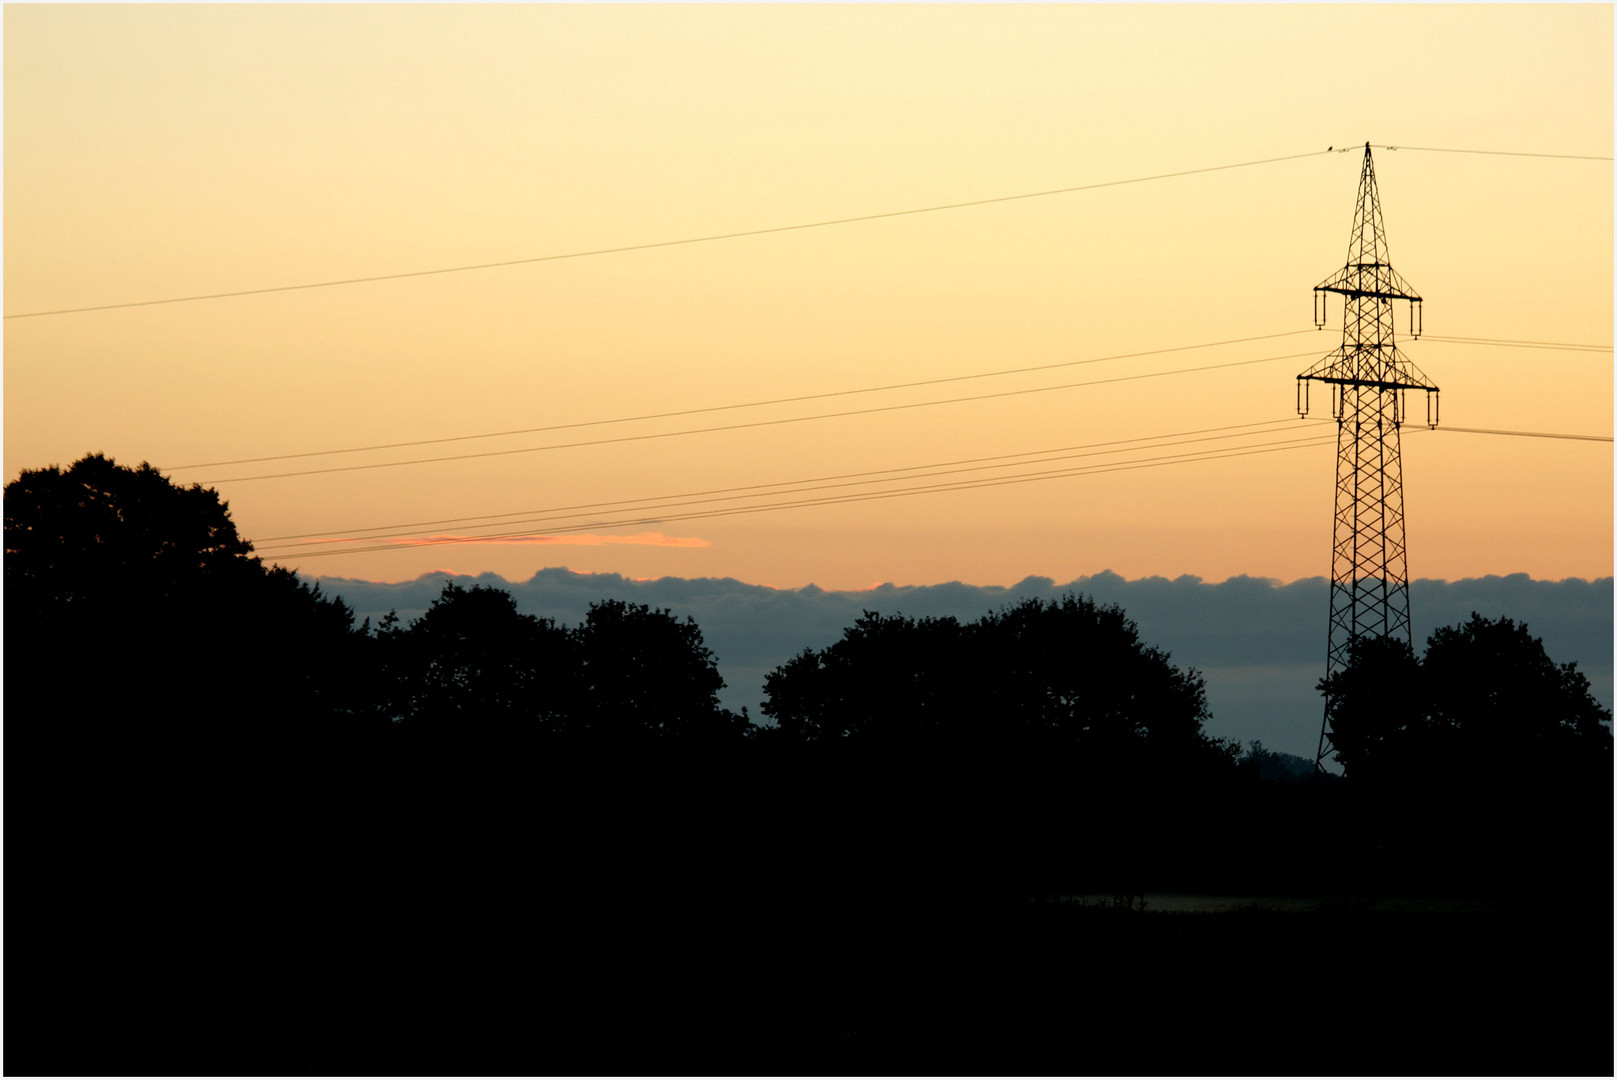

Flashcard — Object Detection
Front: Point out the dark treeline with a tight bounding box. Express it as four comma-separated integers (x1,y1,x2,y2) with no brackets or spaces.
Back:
7,455,1612,1076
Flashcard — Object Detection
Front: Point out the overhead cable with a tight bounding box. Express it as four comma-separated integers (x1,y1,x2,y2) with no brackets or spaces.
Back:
255,418,1613,561
172,329,1321,470
202,350,1320,484
260,419,1326,550
1419,335,1613,353
5,150,1334,321
258,432,1340,561
1365,144,1613,162
1431,426,1614,443
9,144,1605,321
171,328,1604,474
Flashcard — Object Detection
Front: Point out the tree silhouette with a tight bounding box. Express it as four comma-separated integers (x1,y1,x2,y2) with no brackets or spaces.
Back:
571,598,744,744
757,594,1236,911
975,594,1216,761
5,453,362,733
1321,613,1611,782
382,581,574,732
1424,613,1613,775
1318,633,1427,782
7,454,379,1080
762,595,1221,764
762,610,967,744
6,453,256,618
1320,614,1612,894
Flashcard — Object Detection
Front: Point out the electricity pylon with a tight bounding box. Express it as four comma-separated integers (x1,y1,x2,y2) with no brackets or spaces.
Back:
1297,143,1439,768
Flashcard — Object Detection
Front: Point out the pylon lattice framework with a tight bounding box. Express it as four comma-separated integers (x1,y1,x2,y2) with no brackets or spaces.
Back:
1297,143,1439,768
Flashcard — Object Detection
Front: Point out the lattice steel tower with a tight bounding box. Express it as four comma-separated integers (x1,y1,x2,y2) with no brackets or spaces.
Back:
1297,143,1439,767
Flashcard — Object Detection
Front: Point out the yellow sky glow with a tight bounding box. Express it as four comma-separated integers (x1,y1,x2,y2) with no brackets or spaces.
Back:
5,5,1611,589
383,532,711,549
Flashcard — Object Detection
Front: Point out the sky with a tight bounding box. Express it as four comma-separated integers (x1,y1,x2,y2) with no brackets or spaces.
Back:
5,4,1612,593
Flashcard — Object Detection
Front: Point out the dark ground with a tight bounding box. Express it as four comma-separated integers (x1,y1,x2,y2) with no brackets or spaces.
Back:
10,740,1612,1076
18,891,1609,1075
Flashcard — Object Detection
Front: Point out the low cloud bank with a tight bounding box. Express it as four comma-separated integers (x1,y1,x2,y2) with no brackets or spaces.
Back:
313,568,1613,760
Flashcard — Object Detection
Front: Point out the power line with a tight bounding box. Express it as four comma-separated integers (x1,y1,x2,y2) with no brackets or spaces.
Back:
247,416,1613,560
201,350,1321,485
1366,144,1614,162
1431,426,1614,443
171,329,1321,471
1419,335,1612,353
259,417,1306,542
8,143,1604,323
5,150,1335,321
265,430,1329,552
259,432,1341,561
168,328,1604,475
253,417,1614,561
259,419,1325,550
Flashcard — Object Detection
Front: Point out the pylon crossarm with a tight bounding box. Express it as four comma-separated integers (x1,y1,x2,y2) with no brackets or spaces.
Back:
1315,263,1422,302
1296,346,1439,392
1391,352,1438,391
1302,375,1440,394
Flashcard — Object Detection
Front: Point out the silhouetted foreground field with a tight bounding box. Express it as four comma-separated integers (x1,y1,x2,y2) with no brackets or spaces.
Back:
17,892,1612,1075
7,457,1610,1077
12,742,1611,1077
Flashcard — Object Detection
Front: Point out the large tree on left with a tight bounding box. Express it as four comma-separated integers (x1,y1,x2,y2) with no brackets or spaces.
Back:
5,452,363,736
8,458,377,1075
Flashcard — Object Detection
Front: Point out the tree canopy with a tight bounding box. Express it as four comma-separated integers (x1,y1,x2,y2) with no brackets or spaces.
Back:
762,594,1223,768
572,598,743,744
379,581,574,730
1322,613,1612,785
6,452,257,617
5,453,363,733
374,587,743,745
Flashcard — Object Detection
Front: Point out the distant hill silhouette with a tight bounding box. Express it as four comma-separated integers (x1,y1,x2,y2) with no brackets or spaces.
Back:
1238,739,1317,782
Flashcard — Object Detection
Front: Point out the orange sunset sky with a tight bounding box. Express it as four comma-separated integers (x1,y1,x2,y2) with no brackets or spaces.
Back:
6,5,1611,590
